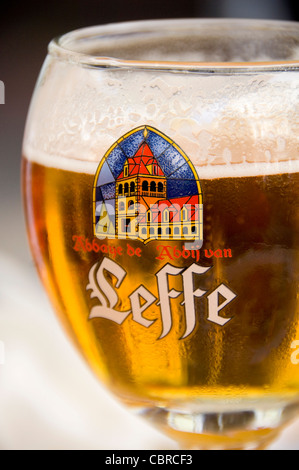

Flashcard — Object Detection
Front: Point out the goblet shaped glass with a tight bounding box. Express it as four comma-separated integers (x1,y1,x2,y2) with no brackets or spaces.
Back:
22,19,299,450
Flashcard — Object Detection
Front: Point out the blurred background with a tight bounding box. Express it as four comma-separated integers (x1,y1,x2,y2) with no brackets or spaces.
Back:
1,0,299,450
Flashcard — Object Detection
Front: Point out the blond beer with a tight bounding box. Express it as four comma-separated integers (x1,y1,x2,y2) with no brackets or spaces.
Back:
22,156,299,404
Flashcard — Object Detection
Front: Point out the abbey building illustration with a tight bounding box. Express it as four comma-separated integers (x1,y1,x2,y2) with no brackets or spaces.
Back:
94,126,203,245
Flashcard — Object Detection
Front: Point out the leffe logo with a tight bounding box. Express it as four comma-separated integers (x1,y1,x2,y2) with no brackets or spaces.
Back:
87,257,236,340
86,125,237,340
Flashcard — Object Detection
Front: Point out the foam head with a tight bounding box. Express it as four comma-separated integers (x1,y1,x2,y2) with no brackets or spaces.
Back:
23,19,299,177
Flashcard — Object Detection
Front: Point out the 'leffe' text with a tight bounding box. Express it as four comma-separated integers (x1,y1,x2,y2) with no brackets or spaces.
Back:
86,257,237,340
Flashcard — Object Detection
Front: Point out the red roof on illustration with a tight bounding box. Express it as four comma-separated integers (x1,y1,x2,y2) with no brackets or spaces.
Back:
117,142,165,179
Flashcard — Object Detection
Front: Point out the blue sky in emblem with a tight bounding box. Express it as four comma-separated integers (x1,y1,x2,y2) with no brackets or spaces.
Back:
156,145,186,177
168,161,195,180
146,129,171,157
119,129,145,157
101,182,116,200
106,146,127,179
167,179,199,199
96,160,115,186
95,186,103,202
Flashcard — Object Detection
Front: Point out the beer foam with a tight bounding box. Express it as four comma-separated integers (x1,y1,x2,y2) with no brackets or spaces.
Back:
23,145,299,179
23,21,299,179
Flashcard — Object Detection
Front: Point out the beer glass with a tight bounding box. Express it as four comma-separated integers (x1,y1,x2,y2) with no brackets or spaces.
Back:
22,19,299,450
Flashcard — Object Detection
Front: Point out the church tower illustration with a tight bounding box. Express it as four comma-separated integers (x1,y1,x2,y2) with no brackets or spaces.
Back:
94,126,203,246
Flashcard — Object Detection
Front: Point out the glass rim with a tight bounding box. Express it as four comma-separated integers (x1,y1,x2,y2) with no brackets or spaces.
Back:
48,18,299,73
